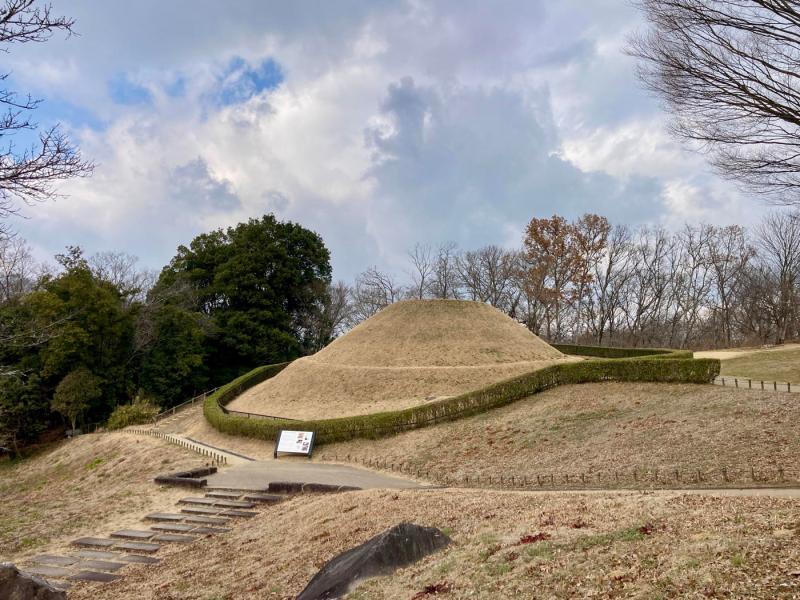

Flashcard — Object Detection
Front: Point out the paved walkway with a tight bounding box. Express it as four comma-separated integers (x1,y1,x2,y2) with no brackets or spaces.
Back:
205,459,426,490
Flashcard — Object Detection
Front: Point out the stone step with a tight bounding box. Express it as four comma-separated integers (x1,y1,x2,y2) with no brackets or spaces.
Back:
179,497,255,509
74,550,123,561
24,565,72,579
191,526,231,535
180,506,221,516
72,537,116,549
151,523,195,533
110,529,156,540
243,493,284,504
144,512,187,522
113,542,161,554
68,570,121,583
118,554,161,564
205,490,242,499
183,515,230,525
219,509,258,518
32,555,77,567
76,560,126,572
151,533,197,544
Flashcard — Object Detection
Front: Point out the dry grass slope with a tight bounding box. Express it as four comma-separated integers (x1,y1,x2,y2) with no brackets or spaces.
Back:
315,382,800,481
229,300,578,419
0,432,202,563
718,345,800,383
66,488,800,599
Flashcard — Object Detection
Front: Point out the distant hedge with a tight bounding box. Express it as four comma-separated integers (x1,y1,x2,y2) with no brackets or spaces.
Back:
552,344,693,360
204,354,719,446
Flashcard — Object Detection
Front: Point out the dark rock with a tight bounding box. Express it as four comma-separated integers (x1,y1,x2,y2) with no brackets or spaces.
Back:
0,562,67,599
296,523,450,600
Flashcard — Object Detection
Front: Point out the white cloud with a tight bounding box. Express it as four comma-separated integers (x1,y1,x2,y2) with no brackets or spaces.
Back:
9,0,774,281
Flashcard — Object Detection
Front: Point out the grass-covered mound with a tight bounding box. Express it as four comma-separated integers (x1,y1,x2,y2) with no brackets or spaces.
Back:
228,300,580,419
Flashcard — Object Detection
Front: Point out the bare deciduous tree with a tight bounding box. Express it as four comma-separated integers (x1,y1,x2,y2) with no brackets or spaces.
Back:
88,251,154,304
754,210,800,342
457,245,518,310
707,225,754,346
431,241,461,299
407,243,434,299
0,235,34,301
349,266,403,324
0,0,93,236
629,0,800,203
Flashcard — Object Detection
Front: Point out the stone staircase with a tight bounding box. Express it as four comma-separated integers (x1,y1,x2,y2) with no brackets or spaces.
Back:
20,489,285,591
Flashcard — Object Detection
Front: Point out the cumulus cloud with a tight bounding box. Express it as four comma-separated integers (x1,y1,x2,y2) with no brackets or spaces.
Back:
9,0,767,280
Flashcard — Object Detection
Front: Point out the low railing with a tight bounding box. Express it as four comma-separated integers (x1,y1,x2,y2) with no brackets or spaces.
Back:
128,428,228,465
153,387,221,423
332,453,800,490
713,376,795,393
219,405,300,421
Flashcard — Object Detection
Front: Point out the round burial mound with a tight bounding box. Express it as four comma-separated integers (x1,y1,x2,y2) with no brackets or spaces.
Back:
228,299,579,419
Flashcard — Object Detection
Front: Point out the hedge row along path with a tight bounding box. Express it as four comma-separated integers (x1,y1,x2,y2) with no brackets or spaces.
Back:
203,346,721,446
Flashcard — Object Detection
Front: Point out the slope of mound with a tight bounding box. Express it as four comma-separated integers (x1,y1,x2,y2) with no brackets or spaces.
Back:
314,382,800,482
66,488,800,599
309,299,564,367
0,432,201,563
229,300,577,419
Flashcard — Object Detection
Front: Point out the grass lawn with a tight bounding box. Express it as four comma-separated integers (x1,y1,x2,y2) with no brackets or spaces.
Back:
720,346,800,383
315,382,800,485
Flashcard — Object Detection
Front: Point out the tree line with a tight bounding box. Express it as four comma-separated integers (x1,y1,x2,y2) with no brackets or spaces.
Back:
3,209,799,453
338,211,800,350
0,215,332,453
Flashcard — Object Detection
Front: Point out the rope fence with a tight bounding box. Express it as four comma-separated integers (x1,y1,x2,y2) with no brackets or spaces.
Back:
329,453,800,490
128,428,228,466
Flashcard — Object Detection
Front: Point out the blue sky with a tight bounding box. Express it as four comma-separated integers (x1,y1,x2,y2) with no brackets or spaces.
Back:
6,0,768,280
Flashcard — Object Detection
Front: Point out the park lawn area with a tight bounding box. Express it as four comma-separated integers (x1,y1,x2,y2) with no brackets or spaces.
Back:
0,432,202,563
720,345,800,383
314,382,799,486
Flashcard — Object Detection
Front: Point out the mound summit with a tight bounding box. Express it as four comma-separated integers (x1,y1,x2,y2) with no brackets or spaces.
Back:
228,299,578,419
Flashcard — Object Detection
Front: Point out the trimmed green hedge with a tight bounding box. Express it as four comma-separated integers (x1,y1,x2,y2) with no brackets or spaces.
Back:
204,355,719,446
552,344,693,360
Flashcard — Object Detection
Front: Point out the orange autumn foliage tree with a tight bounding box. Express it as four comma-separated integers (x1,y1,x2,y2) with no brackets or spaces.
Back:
522,214,610,341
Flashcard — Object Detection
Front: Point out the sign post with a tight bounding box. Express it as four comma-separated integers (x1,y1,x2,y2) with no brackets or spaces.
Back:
274,430,316,459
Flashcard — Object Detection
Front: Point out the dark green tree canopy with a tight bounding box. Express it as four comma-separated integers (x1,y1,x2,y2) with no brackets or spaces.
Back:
159,214,332,373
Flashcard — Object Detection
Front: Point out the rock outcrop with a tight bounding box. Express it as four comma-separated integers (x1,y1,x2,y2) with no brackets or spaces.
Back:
0,563,66,600
297,522,450,600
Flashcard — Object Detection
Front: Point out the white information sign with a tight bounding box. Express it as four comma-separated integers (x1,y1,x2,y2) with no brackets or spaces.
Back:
275,430,315,457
